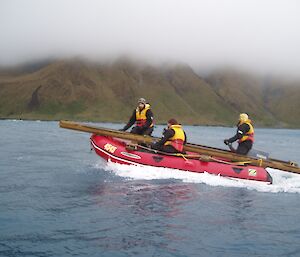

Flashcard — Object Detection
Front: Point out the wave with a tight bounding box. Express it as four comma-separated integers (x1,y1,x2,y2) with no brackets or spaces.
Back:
94,160,300,194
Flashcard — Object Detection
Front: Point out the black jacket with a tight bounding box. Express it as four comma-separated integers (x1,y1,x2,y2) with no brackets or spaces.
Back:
123,108,154,131
228,123,251,143
155,128,187,147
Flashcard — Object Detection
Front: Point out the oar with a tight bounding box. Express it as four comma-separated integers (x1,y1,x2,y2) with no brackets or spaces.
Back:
59,120,158,143
59,120,300,174
183,143,299,174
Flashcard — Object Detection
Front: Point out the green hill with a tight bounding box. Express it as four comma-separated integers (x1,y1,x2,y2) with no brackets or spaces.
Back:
0,59,299,127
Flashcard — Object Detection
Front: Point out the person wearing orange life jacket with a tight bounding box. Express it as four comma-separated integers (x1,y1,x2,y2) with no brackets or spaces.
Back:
151,119,187,153
224,113,254,155
120,98,154,136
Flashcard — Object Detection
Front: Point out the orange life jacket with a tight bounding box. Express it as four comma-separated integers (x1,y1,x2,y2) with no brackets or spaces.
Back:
238,121,254,143
135,104,154,128
164,125,185,152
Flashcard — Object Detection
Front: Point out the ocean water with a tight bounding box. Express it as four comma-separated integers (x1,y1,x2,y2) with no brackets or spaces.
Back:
0,120,300,257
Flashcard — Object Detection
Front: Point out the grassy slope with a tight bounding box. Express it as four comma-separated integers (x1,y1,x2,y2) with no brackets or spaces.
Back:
206,71,279,126
0,59,299,127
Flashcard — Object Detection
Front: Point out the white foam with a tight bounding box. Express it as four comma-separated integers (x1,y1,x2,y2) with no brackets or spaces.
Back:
265,168,300,193
94,161,300,194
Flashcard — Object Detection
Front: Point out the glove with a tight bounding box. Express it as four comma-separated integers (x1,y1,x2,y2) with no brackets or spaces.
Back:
119,128,126,132
224,139,229,145
150,142,158,149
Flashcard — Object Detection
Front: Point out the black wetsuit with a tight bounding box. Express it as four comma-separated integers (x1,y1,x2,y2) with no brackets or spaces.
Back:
122,108,154,136
152,128,187,153
228,123,253,155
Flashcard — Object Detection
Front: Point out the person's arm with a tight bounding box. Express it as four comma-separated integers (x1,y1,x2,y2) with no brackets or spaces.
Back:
183,131,187,144
122,110,136,131
155,129,175,146
227,123,250,143
142,109,154,129
227,134,239,143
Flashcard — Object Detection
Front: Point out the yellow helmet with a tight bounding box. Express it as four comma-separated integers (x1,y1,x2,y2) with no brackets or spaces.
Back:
239,113,249,122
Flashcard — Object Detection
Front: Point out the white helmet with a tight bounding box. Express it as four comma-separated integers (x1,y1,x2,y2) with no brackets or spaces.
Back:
138,98,146,104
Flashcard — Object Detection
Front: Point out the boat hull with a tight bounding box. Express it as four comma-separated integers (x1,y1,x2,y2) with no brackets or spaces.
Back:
90,134,272,183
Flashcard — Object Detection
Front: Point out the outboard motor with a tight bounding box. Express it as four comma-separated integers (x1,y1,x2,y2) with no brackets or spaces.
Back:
247,149,269,160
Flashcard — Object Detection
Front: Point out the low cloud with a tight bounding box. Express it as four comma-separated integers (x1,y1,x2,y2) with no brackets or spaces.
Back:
1,0,300,76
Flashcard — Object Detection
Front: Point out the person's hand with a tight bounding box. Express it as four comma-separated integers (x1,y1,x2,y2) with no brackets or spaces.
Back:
224,139,229,145
150,142,158,149
119,128,125,131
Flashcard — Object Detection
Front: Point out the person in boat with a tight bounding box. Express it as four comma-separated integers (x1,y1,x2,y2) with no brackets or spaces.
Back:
151,118,187,154
224,113,254,155
120,98,154,136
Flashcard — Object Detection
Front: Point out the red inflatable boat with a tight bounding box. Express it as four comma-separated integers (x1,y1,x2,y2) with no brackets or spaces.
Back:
90,134,273,183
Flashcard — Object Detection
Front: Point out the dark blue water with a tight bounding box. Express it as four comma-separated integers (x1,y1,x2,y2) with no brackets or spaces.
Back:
1,120,300,257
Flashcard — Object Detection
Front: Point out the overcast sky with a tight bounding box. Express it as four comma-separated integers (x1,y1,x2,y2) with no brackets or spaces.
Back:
1,0,300,76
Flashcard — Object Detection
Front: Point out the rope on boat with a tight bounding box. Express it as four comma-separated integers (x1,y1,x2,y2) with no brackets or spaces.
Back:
207,156,252,166
176,153,188,161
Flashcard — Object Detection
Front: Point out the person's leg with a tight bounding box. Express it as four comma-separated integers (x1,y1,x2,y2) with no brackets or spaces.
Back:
130,127,154,148
236,141,252,155
142,127,154,136
160,145,178,153
130,126,143,135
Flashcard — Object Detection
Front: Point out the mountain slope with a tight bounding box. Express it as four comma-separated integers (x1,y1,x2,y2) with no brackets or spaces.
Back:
0,59,299,127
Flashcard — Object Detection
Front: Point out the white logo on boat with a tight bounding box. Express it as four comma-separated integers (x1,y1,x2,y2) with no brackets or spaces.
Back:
104,143,117,153
120,152,141,159
248,169,257,176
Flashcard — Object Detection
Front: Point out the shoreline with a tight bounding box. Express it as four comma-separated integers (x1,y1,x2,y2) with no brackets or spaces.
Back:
1,117,299,129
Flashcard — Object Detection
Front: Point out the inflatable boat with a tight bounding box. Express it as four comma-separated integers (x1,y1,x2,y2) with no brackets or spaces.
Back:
59,121,300,183
90,134,273,183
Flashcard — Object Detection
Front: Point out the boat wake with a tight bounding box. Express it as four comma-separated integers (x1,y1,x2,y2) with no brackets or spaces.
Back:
93,160,300,194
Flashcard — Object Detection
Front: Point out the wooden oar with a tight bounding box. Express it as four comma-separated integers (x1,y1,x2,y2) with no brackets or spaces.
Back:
59,120,158,143
59,120,300,174
183,144,300,174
